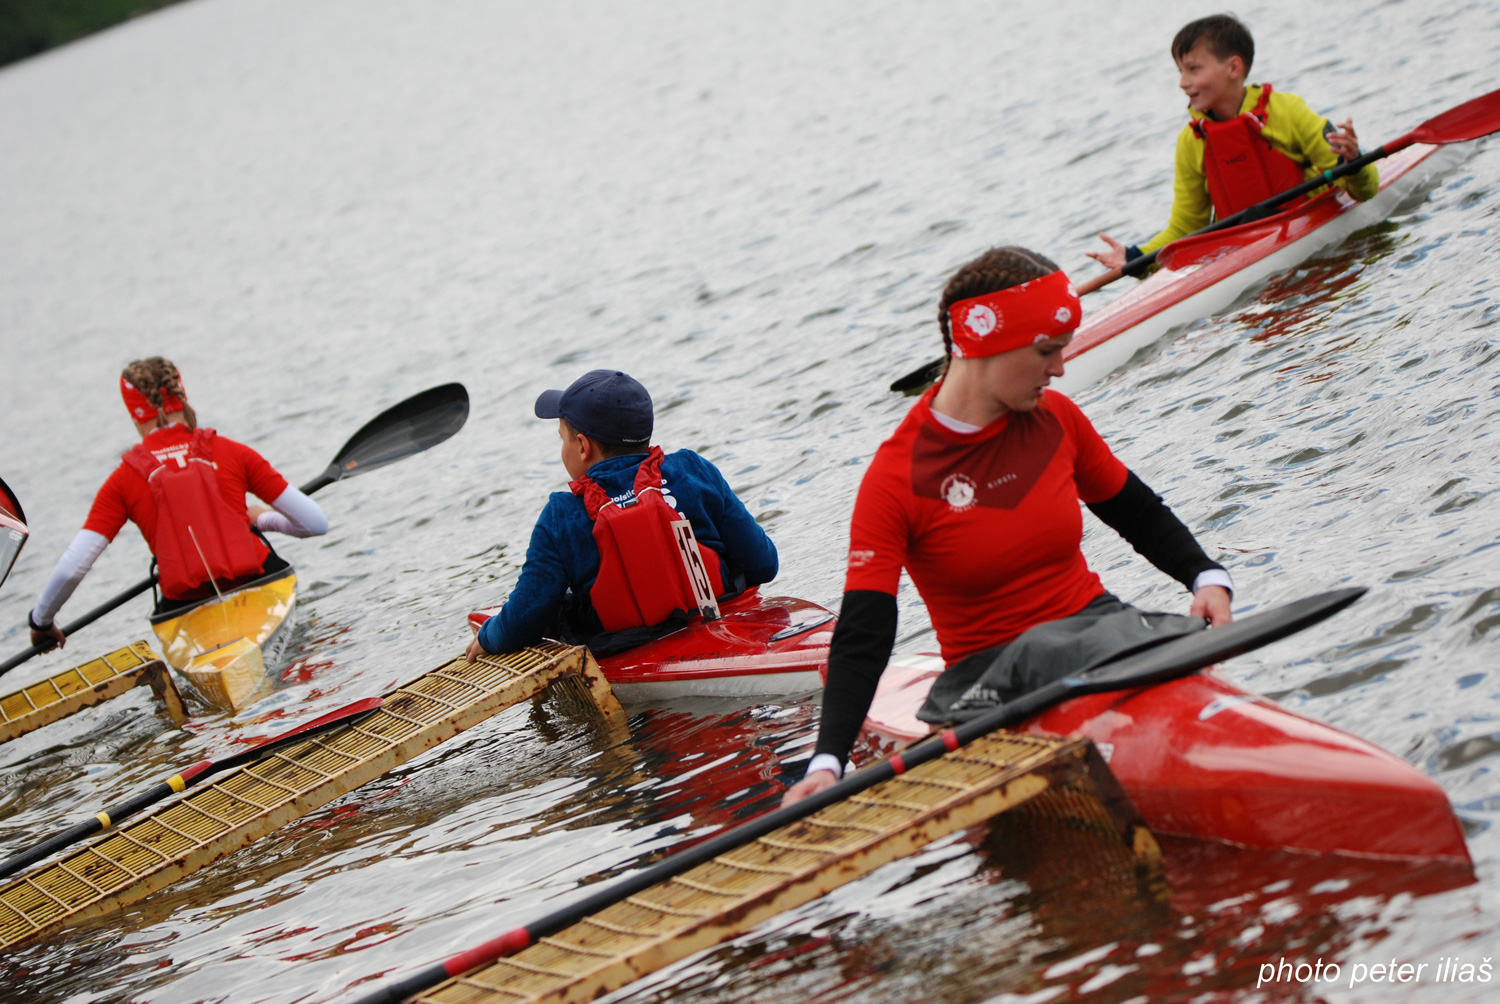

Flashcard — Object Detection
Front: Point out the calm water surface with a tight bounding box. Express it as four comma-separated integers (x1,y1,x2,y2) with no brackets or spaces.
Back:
1,1,1498,1001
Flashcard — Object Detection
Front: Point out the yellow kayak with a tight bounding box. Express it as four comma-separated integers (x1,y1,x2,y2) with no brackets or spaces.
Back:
150,568,297,710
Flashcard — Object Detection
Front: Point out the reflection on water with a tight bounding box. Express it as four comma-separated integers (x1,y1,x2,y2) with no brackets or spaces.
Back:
0,0,1499,1000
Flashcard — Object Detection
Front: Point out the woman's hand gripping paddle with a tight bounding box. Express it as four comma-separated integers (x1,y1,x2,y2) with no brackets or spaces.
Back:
890,86,1500,394
0,697,383,881
347,586,1365,1004
1,383,470,675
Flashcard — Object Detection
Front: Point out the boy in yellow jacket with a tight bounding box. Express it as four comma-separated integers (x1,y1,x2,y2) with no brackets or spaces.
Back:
1090,14,1378,270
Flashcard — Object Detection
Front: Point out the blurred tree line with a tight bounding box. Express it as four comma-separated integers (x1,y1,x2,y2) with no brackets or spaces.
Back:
1,0,188,69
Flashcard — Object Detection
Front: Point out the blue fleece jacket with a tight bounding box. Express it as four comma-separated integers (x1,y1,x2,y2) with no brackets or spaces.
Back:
478,449,778,653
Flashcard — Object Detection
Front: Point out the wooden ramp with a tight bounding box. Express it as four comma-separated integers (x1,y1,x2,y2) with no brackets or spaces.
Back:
0,642,186,744
411,732,1161,1004
0,643,621,951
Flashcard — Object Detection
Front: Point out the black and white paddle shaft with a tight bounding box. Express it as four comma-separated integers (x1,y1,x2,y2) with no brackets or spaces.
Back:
0,697,383,881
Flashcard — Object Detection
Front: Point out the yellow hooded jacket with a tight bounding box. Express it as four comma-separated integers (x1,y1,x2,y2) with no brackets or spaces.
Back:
1138,84,1381,255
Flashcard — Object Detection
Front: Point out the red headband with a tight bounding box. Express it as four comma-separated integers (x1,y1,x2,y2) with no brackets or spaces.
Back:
121,374,186,422
948,270,1081,359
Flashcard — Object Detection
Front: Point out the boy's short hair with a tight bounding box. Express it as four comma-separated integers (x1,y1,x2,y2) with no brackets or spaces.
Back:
1172,14,1254,75
560,418,641,459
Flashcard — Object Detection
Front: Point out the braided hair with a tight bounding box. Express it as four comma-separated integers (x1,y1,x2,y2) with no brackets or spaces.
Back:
121,357,198,430
937,247,1061,364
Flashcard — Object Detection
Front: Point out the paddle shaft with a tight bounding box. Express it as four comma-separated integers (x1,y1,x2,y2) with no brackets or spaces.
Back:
0,697,382,881
0,467,342,677
350,586,1365,1004
1118,140,1411,279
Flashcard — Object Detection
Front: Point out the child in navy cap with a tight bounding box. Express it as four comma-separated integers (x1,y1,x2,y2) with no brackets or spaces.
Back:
467,369,779,658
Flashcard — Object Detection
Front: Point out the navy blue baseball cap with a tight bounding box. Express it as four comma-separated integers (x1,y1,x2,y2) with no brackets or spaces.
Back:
534,369,653,446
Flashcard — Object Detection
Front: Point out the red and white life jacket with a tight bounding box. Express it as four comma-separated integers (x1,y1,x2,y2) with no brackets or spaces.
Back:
571,446,724,633
121,428,270,600
1190,83,1309,219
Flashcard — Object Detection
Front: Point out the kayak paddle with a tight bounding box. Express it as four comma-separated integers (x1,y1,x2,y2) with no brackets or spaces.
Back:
0,474,24,524
0,383,470,676
0,696,383,881
348,585,1366,1004
1128,84,1500,277
889,85,1500,394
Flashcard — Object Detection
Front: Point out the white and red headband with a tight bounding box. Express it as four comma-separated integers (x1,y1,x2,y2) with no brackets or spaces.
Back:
948,270,1081,359
121,375,186,422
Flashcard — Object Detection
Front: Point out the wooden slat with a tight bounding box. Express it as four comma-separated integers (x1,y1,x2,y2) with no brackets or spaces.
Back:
0,643,624,951
0,642,186,743
411,735,1162,1004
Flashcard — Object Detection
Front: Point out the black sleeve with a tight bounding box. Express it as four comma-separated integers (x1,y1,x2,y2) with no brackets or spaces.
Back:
813,590,898,764
1086,470,1223,591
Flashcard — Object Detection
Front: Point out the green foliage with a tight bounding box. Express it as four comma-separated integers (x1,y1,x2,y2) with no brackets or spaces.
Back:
0,0,188,70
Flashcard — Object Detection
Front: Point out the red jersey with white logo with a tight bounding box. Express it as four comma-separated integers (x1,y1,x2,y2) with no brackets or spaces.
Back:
844,387,1128,664
83,425,289,545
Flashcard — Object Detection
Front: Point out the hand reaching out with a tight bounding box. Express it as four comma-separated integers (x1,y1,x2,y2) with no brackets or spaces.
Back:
1086,232,1128,271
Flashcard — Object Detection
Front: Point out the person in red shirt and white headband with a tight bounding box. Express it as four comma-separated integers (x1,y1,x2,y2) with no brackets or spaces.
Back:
27,357,328,652
783,246,1233,807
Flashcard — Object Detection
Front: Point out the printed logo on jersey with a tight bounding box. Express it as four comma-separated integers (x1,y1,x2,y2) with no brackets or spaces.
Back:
151,444,192,468
940,473,977,512
911,406,1064,510
847,548,875,569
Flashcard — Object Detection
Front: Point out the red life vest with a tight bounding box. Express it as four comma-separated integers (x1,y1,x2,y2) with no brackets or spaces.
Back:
121,428,270,600
1190,84,1309,219
571,447,725,633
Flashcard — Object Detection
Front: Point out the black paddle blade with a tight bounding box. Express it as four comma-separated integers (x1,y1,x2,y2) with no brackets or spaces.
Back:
1411,87,1500,145
320,383,470,487
972,586,1369,732
1078,586,1366,691
889,357,945,394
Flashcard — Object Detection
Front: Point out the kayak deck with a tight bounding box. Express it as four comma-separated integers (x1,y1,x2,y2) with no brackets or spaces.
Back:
409,732,1160,1004
863,658,1471,864
468,589,835,701
0,642,622,952
150,567,297,709
0,642,185,743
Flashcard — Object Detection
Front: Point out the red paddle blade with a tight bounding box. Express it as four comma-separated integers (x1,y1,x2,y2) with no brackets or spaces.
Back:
204,696,386,779
1156,217,1287,270
264,697,385,745
1410,87,1500,144
0,474,23,524
179,698,386,787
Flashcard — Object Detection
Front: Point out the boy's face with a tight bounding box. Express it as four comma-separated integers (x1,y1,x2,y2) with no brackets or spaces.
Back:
1175,42,1245,116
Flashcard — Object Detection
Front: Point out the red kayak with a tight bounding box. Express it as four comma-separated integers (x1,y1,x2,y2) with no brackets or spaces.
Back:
860,656,1471,864
468,588,834,701
1054,142,1445,394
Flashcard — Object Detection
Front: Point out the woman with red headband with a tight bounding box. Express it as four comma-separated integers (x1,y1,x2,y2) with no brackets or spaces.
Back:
27,357,328,651
784,247,1233,806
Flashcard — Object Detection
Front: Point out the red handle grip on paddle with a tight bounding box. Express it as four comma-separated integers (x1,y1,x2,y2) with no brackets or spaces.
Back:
445,927,534,976
178,761,214,784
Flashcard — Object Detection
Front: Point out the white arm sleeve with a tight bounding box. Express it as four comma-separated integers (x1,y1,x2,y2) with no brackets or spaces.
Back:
1192,568,1234,597
805,753,846,780
32,529,111,626
255,486,328,539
